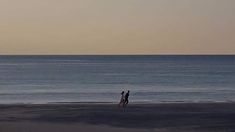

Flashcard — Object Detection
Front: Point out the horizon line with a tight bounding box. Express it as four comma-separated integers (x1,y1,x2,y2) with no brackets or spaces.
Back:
0,54,234,56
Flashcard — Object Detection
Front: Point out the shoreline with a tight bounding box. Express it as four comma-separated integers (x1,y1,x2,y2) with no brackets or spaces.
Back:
1,100,235,105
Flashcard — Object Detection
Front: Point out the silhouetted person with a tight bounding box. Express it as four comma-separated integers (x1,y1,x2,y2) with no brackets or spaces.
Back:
123,90,130,107
118,91,125,107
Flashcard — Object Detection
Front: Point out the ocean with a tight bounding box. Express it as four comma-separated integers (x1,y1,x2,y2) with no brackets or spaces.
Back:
0,55,234,104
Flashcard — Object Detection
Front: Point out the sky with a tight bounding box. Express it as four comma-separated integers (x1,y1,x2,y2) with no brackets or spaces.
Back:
0,0,235,55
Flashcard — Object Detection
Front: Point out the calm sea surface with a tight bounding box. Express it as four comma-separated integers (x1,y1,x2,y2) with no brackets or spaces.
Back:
0,55,234,104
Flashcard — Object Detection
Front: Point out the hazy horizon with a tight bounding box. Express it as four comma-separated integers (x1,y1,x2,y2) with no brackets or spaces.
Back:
0,0,235,55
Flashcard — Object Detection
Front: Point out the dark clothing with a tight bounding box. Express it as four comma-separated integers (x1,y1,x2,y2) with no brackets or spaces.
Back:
125,93,129,100
123,92,130,107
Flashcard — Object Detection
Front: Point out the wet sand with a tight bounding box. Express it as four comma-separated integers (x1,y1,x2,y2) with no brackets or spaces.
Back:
0,103,235,132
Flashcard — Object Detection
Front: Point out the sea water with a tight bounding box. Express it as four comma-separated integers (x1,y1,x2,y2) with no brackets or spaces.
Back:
0,55,234,104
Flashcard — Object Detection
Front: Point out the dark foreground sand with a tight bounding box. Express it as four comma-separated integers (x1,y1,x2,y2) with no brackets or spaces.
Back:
0,103,235,132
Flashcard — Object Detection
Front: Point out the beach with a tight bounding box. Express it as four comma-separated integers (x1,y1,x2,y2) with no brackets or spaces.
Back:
1,103,235,132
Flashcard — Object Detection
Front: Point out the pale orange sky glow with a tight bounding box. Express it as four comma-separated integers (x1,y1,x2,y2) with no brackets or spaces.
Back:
0,0,235,54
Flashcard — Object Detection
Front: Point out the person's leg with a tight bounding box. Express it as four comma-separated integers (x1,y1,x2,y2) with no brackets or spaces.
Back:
123,100,126,107
123,100,128,107
119,99,124,107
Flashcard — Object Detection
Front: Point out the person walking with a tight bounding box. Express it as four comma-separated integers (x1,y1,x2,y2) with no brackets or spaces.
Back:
123,90,130,107
118,91,125,107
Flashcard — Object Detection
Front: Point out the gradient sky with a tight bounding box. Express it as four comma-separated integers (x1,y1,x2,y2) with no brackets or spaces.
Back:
0,0,235,54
